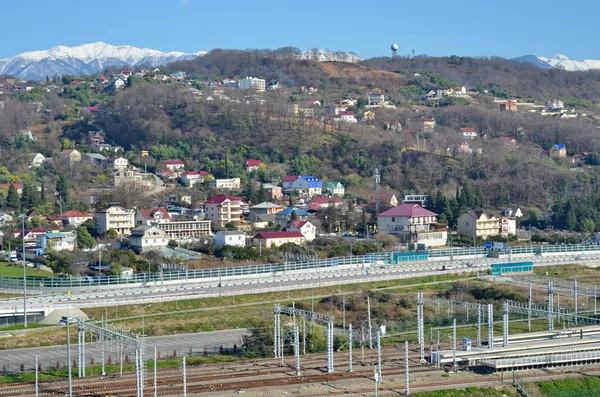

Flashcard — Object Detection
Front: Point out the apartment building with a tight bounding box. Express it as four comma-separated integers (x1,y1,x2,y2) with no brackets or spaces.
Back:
202,195,242,227
95,204,136,236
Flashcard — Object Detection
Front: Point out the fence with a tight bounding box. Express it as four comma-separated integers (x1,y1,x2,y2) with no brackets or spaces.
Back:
0,243,598,289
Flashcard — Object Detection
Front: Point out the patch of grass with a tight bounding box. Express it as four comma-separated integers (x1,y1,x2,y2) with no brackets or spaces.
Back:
534,376,600,397
0,262,53,278
0,323,53,332
412,386,517,396
534,264,600,283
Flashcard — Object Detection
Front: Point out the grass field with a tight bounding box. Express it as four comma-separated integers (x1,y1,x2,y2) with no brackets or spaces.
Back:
412,387,518,397
0,262,53,278
526,376,600,397
534,264,600,283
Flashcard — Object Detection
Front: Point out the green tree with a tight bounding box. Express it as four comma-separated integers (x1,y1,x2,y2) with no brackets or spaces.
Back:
6,183,21,212
81,219,97,237
20,183,34,211
242,320,274,358
76,226,96,249
106,229,119,239
56,175,69,202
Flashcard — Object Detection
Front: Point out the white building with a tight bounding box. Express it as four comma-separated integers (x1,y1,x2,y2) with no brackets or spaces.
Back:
203,195,242,227
181,171,213,187
239,77,266,91
129,225,168,253
546,98,565,111
28,153,45,168
282,176,322,197
208,178,241,190
105,157,129,171
214,231,246,248
458,128,478,139
95,204,136,236
60,210,94,228
135,208,212,241
285,220,317,241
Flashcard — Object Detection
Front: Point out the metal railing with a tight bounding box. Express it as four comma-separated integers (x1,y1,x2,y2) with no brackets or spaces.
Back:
1,243,599,289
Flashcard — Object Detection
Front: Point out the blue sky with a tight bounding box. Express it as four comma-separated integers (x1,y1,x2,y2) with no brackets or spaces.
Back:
1,0,597,60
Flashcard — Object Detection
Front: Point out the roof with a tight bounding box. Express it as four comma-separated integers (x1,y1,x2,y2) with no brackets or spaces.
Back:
215,230,246,236
183,170,211,176
462,210,497,220
60,149,76,154
85,153,107,160
161,169,174,174
554,144,566,150
253,231,305,239
246,160,261,167
286,220,308,229
282,175,299,183
131,225,164,235
378,204,438,218
500,137,515,142
204,194,242,205
460,128,477,133
61,210,93,218
161,159,184,165
339,111,355,116
249,202,283,209
311,197,342,204
138,208,171,220
0,183,22,190
277,206,311,216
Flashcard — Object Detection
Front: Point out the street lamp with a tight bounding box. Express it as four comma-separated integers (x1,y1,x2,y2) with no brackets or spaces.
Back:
141,304,151,336
58,316,73,397
18,213,27,328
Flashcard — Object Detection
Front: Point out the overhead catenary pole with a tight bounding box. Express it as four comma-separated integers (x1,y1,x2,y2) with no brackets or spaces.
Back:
503,301,509,347
405,341,410,395
19,214,27,328
294,324,301,376
182,356,187,397
452,319,457,368
548,281,554,330
376,330,382,383
327,321,334,373
348,324,353,372
154,346,158,397
574,279,578,322
66,322,73,397
35,356,39,397
417,291,424,361
528,283,533,332
477,304,482,347
367,296,373,349
488,304,494,348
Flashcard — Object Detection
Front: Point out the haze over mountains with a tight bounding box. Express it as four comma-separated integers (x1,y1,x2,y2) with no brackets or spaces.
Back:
0,42,206,80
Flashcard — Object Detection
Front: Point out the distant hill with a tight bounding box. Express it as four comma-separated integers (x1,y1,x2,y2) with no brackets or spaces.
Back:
511,55,555,69
0,42,206,80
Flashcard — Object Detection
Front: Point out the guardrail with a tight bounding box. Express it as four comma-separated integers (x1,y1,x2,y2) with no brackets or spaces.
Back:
1,243,599,289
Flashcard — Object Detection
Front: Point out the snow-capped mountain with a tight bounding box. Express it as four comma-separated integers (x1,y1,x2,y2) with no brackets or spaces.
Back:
0,42,206,80
512,54,600,71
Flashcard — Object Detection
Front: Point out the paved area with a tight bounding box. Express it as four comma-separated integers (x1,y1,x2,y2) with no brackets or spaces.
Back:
0,328,248,372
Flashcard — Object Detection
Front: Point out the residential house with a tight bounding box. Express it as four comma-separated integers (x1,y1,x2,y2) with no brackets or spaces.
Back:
458,128,478,139
499,102,517,112
160,159,185,171
339,111,358,123
262,183,283,200
129,226,168,253
322,181,345,196
28,153,45,168
252,231,306,248
214,231,246,248
550,144,567,159
369,194,399,210
94,75,109,84
546,99,564,111
239,77,266,91
283,176,322,197
403,195,429,206
309,197,343,209
376,204,447,247
502,208,523,218
285,220,317,241
275,207,311,227
245,160,261,173
0,183,23,195
135,208,212,241
105,157,129,171
500,137,517,147
456,210,500,239
95,204,136,236
36,232,75,253
367,91,385,106
249,202,284,217
181,170,213,187
451,86,468,97
202,195,242,227
500,217,517,237
83,153,107,166
267,81,279,90
20,130,36,141
410,117,436,133
0,212,13,227
87,131,105,145
208,178,241,190
114,169,154,189
60,210,94,228
59,149,82,163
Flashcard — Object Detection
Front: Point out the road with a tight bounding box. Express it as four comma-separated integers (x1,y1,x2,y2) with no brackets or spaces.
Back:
3,252,599,310
0,328,248,371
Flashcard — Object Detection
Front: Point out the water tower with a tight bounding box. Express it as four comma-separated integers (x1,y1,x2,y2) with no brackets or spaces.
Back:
391,43,399,57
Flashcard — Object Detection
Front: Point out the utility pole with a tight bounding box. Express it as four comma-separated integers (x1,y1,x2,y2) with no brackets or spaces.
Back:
488,304,494,349
294,324,301,376
405,341,410,395
548,281,554,330
477,304,482,347
376,330,382,383
452,319,457,368
182,356,187,397
66,321,73,397
374,168,380,215
35,356,39,397
154,347,158,397
574,279,578,322
503,301,509,347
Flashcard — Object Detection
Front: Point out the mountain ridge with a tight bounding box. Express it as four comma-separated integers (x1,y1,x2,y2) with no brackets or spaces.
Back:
512,54,600,71
0,42,206,80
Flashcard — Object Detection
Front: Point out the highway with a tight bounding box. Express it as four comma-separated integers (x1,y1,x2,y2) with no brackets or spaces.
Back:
1,251,599,312
0,328,248,371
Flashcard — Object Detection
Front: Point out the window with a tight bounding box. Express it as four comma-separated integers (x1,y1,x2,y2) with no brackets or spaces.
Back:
391,217,395,222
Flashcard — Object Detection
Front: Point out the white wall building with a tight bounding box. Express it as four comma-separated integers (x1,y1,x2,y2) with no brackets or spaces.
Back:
95,204,136,236
129,226,168,253
239,77,266,91
285,220,317,241
208,178,241,190
214,231,246,248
